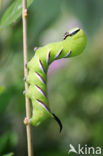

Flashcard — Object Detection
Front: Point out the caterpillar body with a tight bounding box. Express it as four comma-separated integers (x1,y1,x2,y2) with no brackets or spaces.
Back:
26,28,87,132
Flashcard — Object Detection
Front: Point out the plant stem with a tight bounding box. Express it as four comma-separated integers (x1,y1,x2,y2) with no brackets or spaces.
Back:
22,0,33,156
0,0,2,10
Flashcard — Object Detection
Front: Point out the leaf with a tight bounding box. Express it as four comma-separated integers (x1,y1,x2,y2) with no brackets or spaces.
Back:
0,86,5,94
0,131,17,155
28,0,62,45
0,0,33,30
2,153,14,156
66,0,103,36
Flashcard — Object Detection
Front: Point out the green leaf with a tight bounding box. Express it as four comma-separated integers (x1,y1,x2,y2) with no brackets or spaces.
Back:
0,0,33,30
0,131,17,155
0,86,5,94
2,153,14,156
28,0,62,45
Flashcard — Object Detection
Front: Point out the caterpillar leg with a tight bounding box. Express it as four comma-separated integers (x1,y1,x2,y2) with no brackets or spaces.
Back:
24,117,30,125
23,9,28,17
34,47,38,52
25,63,27,68
23,90,26,95
24,77,27,81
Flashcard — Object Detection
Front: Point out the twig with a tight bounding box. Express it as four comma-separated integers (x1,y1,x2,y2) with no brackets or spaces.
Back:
0,0,2,10
22,0,33,156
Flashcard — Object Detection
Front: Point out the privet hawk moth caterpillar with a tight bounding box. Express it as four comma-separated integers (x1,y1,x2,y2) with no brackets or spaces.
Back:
25,28,87,132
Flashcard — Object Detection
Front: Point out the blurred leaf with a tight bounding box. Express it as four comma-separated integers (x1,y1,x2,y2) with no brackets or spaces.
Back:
0,86,5,94
0,86,17,113
0,82,25,113
0,0,33,30
0,132,17,155
66,0,103,36
28,0,62,46
2,153,14,156
39,150,67,156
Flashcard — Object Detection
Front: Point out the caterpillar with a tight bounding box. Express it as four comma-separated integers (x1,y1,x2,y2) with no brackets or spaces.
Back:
26,28,87,132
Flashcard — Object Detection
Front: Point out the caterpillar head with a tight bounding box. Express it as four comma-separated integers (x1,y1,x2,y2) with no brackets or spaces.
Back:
64,27,84,39
63,27,87,57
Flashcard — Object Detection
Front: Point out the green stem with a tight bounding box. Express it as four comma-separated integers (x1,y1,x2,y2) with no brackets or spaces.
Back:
22,0,33,155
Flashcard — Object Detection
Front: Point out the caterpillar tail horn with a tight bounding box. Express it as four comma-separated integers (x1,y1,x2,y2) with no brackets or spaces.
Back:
51,113,63,132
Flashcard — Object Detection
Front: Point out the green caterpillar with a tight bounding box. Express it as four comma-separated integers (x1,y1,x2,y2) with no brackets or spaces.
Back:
26,28,87,132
